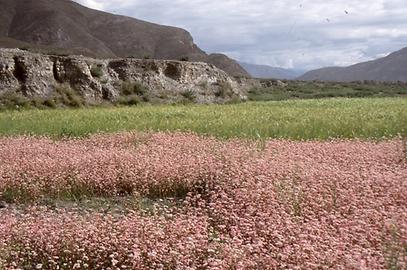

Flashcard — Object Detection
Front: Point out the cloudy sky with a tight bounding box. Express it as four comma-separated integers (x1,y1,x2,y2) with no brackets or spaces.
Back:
74,0,407,70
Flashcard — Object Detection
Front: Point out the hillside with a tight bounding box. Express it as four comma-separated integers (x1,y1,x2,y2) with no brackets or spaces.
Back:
0,0,249,77
239,62,305,79
0,48,252,108
299,47,407,82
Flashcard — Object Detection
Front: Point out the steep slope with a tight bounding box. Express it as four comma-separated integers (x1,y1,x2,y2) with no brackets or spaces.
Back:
239,62,305,79
299,47,407,82
206,54,251,78
0,48,249,104
0,0,250,77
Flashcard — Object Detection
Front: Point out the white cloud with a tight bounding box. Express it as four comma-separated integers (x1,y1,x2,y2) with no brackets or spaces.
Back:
375,52,391,58
76,0,106,10
73,0,407,70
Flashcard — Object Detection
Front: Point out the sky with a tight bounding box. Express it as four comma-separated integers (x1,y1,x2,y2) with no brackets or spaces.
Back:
74,0,407,70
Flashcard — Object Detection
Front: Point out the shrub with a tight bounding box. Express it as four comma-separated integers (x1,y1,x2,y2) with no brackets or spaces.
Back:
121,81,147,96
0,91,31,110
90,65,104,78
158,91,170,100
141,94,150,102
181,89,196,102
179,56,189,62
0,87,86,110
120,81,150,103
42,98,57,108
52,84,85,107
225,95,243,104
198,80,209,90
215,81,234,98
117,95,142,106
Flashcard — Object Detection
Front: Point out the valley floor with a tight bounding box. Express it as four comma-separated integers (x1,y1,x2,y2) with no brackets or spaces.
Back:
0,98,406,140
0,98,406,269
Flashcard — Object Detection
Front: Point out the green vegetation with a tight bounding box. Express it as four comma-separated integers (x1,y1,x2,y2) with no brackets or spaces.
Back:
215,81,235,98
248,81,407,101
90,64,104,78
0,84,84,110
50,84,85,107
117,81,151,105
0,98,405,140
180,89,196,102
0,91,31,110
179,56,189,61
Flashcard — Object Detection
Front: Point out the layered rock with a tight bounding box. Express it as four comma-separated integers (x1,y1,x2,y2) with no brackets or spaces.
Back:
0,49,249,103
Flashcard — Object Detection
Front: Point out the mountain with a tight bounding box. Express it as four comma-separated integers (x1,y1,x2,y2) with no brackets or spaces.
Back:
0,0,249,77
239,62,305,79
299,47,407,82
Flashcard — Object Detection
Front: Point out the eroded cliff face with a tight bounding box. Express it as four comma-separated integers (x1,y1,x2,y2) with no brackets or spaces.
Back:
0,49,253,104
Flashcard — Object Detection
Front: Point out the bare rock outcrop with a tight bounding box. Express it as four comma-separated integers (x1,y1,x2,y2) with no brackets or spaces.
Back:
0,49,248,104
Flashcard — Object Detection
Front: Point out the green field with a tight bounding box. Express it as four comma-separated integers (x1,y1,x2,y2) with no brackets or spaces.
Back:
248,80,407,101
0,98,406,140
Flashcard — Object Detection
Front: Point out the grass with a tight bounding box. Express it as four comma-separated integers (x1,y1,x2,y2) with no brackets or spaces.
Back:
0,98,405,140
248,81,407,101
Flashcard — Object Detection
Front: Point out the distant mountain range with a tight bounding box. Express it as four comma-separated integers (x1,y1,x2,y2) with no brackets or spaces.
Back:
299,47,407,82
239,62,305,79
0,0,249,77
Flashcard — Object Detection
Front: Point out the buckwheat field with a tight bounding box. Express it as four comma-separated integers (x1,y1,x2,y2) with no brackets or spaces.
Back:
0,98,406,269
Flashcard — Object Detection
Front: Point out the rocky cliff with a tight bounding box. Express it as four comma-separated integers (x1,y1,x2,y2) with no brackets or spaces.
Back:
0,49,251,104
